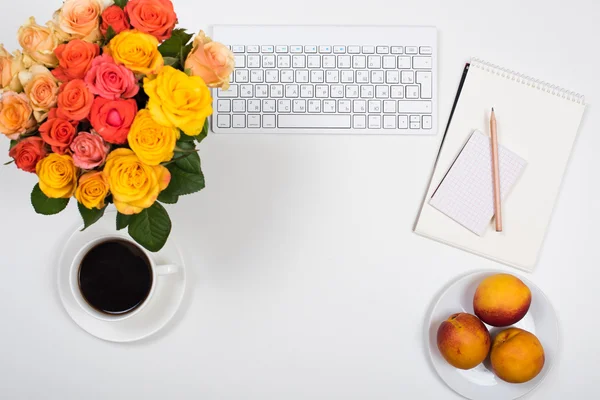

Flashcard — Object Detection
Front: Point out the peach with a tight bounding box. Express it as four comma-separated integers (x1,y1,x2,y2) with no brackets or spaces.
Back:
437,312,491,370
473,274,531,327
491,328,545,383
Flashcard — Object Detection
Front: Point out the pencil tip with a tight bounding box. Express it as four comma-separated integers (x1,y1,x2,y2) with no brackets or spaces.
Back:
492,107,495,112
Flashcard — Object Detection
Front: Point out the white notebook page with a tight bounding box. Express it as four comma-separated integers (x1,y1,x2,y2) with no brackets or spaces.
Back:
415,59,586,271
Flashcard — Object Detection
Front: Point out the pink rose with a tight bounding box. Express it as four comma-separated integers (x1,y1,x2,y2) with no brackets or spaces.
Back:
70,131,110,169
84,54,139,100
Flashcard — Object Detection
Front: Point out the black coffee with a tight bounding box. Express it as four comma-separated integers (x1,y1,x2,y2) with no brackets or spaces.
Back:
78,240,153,315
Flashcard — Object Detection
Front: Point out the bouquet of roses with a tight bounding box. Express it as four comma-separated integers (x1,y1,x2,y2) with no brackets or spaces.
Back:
0,0,234,251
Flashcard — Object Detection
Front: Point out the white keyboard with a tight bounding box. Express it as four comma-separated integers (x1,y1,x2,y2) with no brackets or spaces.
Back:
210,25,437,135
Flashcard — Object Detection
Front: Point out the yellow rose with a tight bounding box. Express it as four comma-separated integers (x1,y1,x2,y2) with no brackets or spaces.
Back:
75,171,109,209
36,153,79,199
51,0,103,43
0,91,36,140
128,109,180,166
0,46,29,93
17,17,60,68
143,66,212,136
103,148,171,215
105,30,164,75
18,64,59,122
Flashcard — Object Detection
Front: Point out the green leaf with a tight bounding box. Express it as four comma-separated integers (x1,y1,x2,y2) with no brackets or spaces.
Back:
9,140,18,150
116,212,132,230
184,68,192,76
113,0,128,9
128,202,172,252
162,162,205,196
178,131,196,142
179,42,194,67
105,25,117,43
31,184,69,215
163,56,179,67
3,160,14,166
157,190,179,204
175,149,200,174
77,202,106,231
194,120,209,144
158,28,193,58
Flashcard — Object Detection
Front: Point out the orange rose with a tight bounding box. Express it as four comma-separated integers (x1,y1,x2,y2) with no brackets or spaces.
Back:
52,39,100,82
125,0,177,41
185,30,234,90
0,91,36,140
89,97,137,144
56,79,94,121
39,108,78,154
0,45,29,93
100,5,130,36
17,17,59,67
18,65,59,121
8,136,47,173
52,0,103,43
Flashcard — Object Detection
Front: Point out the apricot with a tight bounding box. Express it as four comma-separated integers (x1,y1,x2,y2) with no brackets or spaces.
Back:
473,274,531,327
490,328,545,383
437,312,491,370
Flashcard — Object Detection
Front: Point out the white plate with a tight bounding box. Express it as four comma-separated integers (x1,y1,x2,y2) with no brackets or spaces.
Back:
426,270,559,400
57,211,187,343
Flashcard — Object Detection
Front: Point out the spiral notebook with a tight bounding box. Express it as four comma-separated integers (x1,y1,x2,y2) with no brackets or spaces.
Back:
415,58,586,271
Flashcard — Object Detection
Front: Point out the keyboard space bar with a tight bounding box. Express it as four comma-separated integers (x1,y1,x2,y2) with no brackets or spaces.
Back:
278,115,351,129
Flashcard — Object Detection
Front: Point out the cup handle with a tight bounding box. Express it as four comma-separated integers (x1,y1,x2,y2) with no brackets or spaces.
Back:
155,264,180,276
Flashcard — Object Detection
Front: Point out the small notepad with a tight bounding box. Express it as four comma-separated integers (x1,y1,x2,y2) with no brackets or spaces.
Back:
429,130,527,236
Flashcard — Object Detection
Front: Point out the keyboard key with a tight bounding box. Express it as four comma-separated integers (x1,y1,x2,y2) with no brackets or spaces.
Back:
263,114,276,128
383,115,396,129
368,115,381,129
247,45,259,53
397,56,411,69
405,46,418,54
356,70,369,83
277,99,291,112
331,85,344,98
248,114,261,128
277,55,291,68
304,45,317,53
319,45,332,53
240,85,253,97
346,85,359,98
341,70,354,83
307,56,321,68
371,71,384,84
323,100,336,113
300,84,314,98
326,70,339,83
247,55,260,68
276,45,288,53
232,114,246,128
262,55,275,68
416,71,432,99
232,99,245,112
338,100,351,113
323,56,336,68
406,85,419,99
285,84,299,97
410,121,421,129
353,100,366,113
290,45,303,53
248,100,261,112
362,45,375,54
382,56,396,69
293,99,306,112
311,70,324,83
401,70,415,84
263,99,276,112
281,70,294,83
232,45,245,53
308,100,321,113
413,56,432,69
360,85,374,98
337,55,351,69
376,46,389,54
295,70,309,83
391,46,404,54
398,115,408,129
217,100,231,112
315,85,329,98
420,46,432,55
375,85,389,98
422,115,432,129
255,85,268,97
234,55,245,68
390,86,404,99
270,84,283,97
368,100,381,113
279,114,350,128
250,70,264,83
386,70,400,83
218,85,238,98
353,56,366,69
217,114,231,128
347,45,361,54
265,70,279,83
261,45,274,53
292,56,306,68
398,100,432,113
353,115,366,128
410,115,420,123
368,55,381,68
383,100,396,113
334,46,346,54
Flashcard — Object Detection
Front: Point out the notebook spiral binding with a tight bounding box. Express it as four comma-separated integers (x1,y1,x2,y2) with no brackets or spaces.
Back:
471,58,585,105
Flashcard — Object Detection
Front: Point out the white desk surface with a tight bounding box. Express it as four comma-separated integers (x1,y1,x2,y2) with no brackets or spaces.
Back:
1,0,599,398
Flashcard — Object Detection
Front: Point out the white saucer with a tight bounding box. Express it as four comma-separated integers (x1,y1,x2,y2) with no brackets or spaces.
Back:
57,210,187,343
426,270,559,400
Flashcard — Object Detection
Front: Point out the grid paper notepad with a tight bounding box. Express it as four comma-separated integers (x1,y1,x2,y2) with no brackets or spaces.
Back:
429,130,527,236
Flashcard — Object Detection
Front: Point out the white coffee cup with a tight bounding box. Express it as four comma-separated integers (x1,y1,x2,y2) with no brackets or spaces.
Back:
69,236,180,322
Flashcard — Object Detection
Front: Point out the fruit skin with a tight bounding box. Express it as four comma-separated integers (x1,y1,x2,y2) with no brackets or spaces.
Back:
473,273,532,327
491,328,545,383
437,312,491,370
